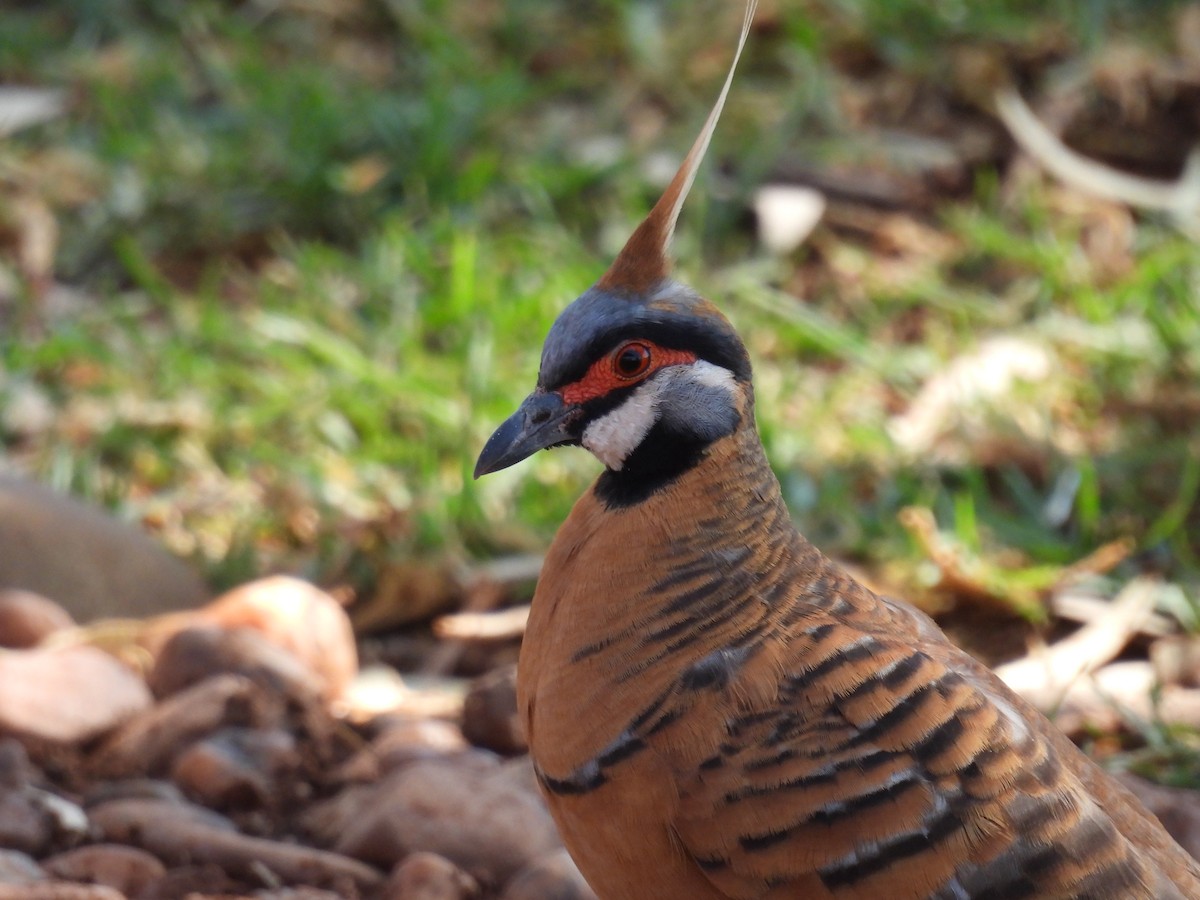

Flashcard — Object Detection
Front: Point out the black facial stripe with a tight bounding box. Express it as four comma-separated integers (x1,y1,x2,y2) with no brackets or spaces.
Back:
576,384,640,424
594,419,710,508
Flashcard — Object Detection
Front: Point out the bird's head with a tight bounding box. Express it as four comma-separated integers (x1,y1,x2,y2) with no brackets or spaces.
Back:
473,279,752,485
474,1,757,497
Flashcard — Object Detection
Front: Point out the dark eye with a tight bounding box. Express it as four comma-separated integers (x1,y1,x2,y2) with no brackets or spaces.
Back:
613,342,652,379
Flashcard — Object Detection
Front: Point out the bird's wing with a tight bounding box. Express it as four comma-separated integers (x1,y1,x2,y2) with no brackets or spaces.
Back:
665,608,1199,899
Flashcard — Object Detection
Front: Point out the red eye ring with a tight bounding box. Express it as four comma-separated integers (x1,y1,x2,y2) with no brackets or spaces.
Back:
612,341,653,380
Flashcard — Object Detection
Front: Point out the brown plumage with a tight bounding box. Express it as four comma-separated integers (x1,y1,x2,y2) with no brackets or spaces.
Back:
474,3,1200,897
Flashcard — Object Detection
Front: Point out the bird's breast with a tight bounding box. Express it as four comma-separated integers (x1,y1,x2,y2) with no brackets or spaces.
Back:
513,457,761,862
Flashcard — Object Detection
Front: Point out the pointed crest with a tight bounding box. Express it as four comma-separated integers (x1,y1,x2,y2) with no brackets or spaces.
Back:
597,0,757,295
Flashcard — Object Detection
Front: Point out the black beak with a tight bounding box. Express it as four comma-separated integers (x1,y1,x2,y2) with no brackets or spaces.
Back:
474,391,578,478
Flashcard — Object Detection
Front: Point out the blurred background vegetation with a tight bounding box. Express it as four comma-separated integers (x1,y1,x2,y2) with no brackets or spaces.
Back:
0,0,1198,647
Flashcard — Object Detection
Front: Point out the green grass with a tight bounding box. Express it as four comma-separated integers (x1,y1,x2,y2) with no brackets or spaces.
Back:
0,0,1197,638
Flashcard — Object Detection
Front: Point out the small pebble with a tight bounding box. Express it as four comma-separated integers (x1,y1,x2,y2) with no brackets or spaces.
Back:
191,576,358,700
332,756,559,886
171,727,298,809
83,778,185,808
0,789,51,856
149,625,324,702
91,674,275,778
0,848,45,885
0,738,36,791
29,787,88,845
0,589,73,648
0,646,152,743
42,844,166,896
501,848,597,900
0,883,126,898
336,717,468,781
462,665,524,755
89,796,238,840
383,851,480,900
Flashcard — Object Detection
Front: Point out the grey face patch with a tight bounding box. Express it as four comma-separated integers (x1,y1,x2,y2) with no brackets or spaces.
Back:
581,361,739,470
655,360,740,445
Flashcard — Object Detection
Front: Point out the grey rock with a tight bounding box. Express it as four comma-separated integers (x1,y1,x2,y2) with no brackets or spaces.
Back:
0,474,208,620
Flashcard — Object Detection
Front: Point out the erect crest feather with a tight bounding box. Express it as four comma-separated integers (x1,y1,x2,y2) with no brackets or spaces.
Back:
597,0,757,295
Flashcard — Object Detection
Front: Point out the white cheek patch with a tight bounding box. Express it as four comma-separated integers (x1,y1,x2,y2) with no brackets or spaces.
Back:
582,379,663,470
581,361,737,471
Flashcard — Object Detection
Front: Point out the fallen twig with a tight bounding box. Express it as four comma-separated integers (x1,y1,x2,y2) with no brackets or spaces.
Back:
433,606,530,642
995,87,1200,235
1051,589,1174,638
1048,660,1200,735
996,578,1159,708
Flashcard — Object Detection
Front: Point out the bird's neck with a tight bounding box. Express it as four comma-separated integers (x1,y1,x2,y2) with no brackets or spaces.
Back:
632,420,836,623
529,417,845,686
591,370,744,509
519,417,855,775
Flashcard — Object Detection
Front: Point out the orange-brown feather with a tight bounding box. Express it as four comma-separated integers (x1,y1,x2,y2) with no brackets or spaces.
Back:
520,416,1200,898
596,0,756,296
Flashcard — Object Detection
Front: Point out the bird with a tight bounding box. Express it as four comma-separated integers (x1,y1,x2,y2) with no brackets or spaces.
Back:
473,3,1200,898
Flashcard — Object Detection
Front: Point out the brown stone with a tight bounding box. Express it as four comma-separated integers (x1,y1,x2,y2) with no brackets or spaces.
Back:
129,863,242,897
83,777,185,807
383,851,480,900
335,716,469,782
0,738,36,791
0,883,126,898
462,665,525,755
331,756,559,886
254,889,348,900
189,576,357,701
90,796,382,892
490,756,543,798
501,849,596,900
41,844,166,896
89,795,238,838
0,589,73,648
91,674,274,778
148,625,324,702
171,727,299,809
0,646,151,744
304,750,500,847
0,848,45,885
